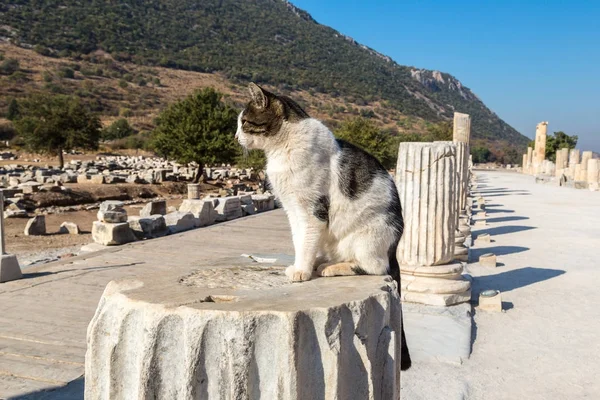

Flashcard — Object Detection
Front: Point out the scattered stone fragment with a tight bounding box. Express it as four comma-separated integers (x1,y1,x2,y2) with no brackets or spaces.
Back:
24,215,46,236
59,222,81,235
92,221,136,246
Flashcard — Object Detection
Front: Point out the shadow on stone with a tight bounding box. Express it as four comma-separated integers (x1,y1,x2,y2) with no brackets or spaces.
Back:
472,267,566,295
470,246,529,259
486,216,530,223
474,225,536,237
9,375,84,400
484,208,515,214
20,262,145,280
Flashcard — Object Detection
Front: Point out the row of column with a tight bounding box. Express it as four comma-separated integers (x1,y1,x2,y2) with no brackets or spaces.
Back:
522,121,599,189
394,112,472,306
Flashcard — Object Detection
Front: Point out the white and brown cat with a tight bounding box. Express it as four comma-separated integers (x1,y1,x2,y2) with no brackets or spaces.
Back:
236,83,411,370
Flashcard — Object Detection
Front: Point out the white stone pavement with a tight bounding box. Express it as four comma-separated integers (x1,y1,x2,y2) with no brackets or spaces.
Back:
0,170,599,399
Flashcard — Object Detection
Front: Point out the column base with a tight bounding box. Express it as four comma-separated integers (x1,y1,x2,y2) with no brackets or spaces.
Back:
0,254,22,283
400,262,472,306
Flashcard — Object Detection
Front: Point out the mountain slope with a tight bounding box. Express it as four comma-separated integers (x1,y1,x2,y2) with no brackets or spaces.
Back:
0,0,528,149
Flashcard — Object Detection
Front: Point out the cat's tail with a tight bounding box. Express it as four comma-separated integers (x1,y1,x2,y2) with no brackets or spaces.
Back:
389,248,412,371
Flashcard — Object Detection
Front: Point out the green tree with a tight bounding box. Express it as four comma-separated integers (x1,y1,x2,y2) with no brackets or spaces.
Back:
102,118,136,140
151,88,238,182
545,131,578,161
7,99,20,121
14,94,101,168
471,146,492,163
0,58,19,75
235,149,266,172
335,117,396,169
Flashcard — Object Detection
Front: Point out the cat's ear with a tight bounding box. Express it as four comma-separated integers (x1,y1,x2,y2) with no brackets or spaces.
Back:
248,82,269,109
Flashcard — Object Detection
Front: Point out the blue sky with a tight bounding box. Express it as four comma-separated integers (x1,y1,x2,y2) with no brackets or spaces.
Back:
291,0,600,152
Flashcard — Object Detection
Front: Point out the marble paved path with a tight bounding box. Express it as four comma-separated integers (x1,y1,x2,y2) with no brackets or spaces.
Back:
0,210,293,399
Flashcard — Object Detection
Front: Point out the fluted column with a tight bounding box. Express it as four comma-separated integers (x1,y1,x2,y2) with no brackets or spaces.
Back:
588,159,600,186
396,142,470,306
526,147,533,175
579,151,593,181
533,122,548,174
453,112,471,144
452,113,472,258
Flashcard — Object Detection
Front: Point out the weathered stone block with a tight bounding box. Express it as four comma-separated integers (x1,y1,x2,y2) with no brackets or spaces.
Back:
128,215,168,239
178,199,217,227
92,221,136,246
97,210,127,223
214,196,243,222
164,211,196,234
140,200,167,217
24,215,46,236
85,268,403,399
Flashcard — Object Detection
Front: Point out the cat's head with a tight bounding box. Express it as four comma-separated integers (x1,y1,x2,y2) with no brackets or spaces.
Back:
236,83,309,150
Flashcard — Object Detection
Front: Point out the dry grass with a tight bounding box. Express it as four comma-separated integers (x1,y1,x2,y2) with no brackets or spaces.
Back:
0,43,428,135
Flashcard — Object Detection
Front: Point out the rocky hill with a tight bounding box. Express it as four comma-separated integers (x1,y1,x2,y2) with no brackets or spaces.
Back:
0,0,529,157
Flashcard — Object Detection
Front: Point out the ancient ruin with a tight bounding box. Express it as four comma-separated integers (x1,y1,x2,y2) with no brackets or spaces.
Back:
85,267,404,399
395,142,471,306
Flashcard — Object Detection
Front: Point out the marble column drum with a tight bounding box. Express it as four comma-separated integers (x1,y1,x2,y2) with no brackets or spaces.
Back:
395,142,471,306
453,112,471,144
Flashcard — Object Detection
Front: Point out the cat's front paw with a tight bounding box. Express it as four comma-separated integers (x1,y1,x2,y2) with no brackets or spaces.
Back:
285,265,312,282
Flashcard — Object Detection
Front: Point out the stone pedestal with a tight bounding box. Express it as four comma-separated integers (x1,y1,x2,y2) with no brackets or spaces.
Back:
395,142,470,306
187,183,201,200
85,267,404,400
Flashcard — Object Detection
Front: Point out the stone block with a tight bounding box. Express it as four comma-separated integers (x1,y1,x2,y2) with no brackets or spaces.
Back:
478,290,502,312
402,302,472,364
140,200,167,217
77,174,90,184
128,215,168,239
479,253,497,267
59,221,81,235
97,210,127,223
252,194,276,212
92,221,136,246
178,199,217,227
85,268,403,399
24,215,46,236
99,200,124,212
475,233,491,245
164,211,196,234
0,254,22,283
214,196,243,221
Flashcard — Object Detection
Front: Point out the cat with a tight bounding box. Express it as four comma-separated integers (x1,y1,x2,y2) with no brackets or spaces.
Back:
236,83,411,370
